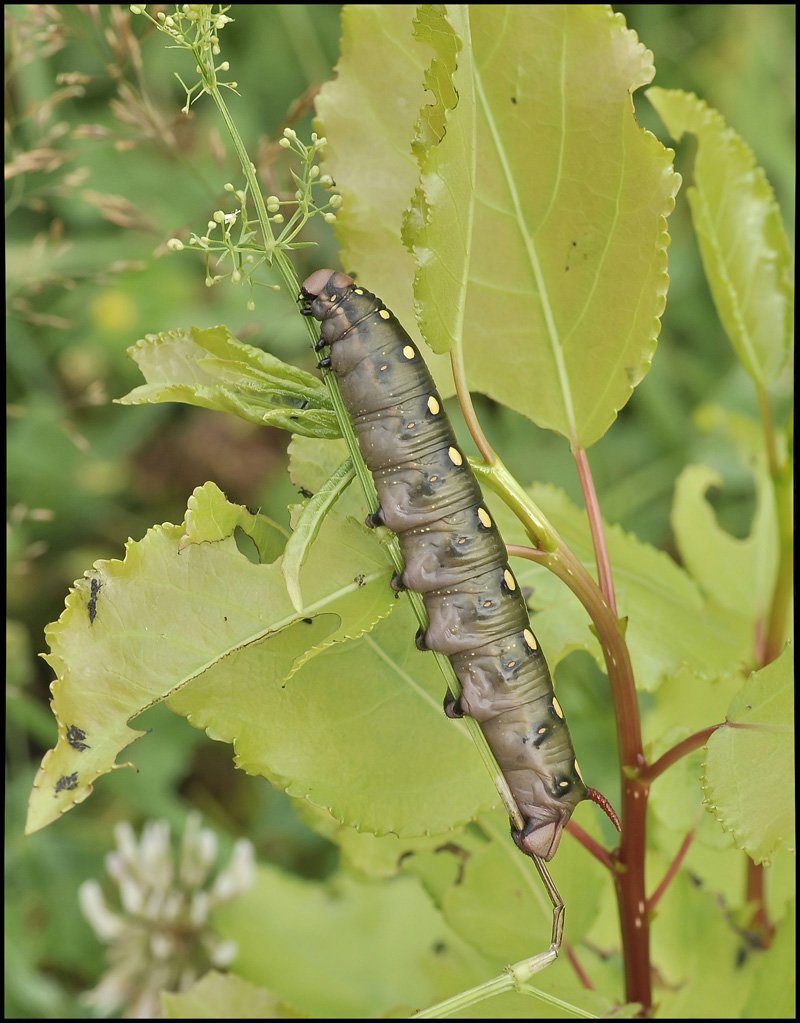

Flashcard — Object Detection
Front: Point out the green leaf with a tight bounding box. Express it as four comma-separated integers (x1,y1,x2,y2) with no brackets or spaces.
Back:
644,665,743,837
288,435,350,493
441,808,605,964
703,644,795,864
497,484,752,691
213,862,488,1018
409,6,680,448
25,483,393,834
184,481,289,564
118,325,340,438
652,872,756,1018
314,5,428,336
648,88,794,387
282,458,355,612
743,900,796,1019
170,599,497,839
671,463,777,624
313,5,461,398
298,800,457,880
287,435,368,524
162,972,294,1019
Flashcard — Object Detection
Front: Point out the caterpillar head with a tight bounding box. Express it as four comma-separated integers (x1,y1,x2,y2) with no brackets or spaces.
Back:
512,812,571,862
300,269,355,319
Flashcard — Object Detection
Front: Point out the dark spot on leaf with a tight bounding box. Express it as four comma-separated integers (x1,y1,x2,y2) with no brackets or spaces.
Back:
88,578,101,624
67,725,89,751
55,773,79,794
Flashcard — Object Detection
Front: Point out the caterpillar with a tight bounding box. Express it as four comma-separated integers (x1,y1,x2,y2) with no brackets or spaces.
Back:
301,269,618,861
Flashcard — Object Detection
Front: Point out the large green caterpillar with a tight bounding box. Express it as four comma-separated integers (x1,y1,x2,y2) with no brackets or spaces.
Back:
301,269,617,861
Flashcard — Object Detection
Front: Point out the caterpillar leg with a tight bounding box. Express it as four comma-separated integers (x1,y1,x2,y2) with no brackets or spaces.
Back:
314,336,328,352
443,692,463,719
365,509,385,528
317,356,332,369
414,627,428,651
390,573,406,592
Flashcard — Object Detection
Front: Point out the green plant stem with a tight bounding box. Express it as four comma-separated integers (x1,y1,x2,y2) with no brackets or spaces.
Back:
412,953,598,1019
471,456,652,1012
450,349,496,465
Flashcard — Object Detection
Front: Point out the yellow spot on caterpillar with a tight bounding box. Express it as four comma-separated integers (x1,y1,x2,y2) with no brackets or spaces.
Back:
552,696,564,719
523,628,537,650
448,446,463,466
559,779,570,789
477,508,492,528
407,421,416,429
538,726,547,735
427,396,440,414
402,345,415,359
507,660,516,669
354,288,364,294
379,309,390,320
430,475,439,482
574,759,585,783
503,569,516,591
456,537,466,545
483,600,493,608
330,293,338,302
379,364,388,372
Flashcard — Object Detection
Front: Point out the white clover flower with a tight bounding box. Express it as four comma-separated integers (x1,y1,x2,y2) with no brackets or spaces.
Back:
80,813,256,1019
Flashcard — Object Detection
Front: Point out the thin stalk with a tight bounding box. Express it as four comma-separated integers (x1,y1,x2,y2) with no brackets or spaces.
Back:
565,820,615,871
639,725,722,784
745,863,775,947
745,385,792,946
753,382,792,666
450,348,496,465
573,446,618,614
648,828,696,912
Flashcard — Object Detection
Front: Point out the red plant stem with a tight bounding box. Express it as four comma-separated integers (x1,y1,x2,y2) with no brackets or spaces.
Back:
648,829,696,913
566,820,615,871
573,446,618,615
746,862,775,947
569,447,650,1012
639,724,723,784
565,943,595,990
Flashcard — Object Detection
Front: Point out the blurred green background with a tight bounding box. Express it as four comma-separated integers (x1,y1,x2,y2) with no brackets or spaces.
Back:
5,5,794,1017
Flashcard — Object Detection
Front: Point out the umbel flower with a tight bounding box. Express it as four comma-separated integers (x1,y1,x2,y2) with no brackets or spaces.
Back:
79,813,256,1018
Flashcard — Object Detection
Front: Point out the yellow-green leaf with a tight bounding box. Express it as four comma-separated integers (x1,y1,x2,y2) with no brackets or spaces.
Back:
410,6,680,447
119,326,338,438
648,87,794,387
703,644,795,864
